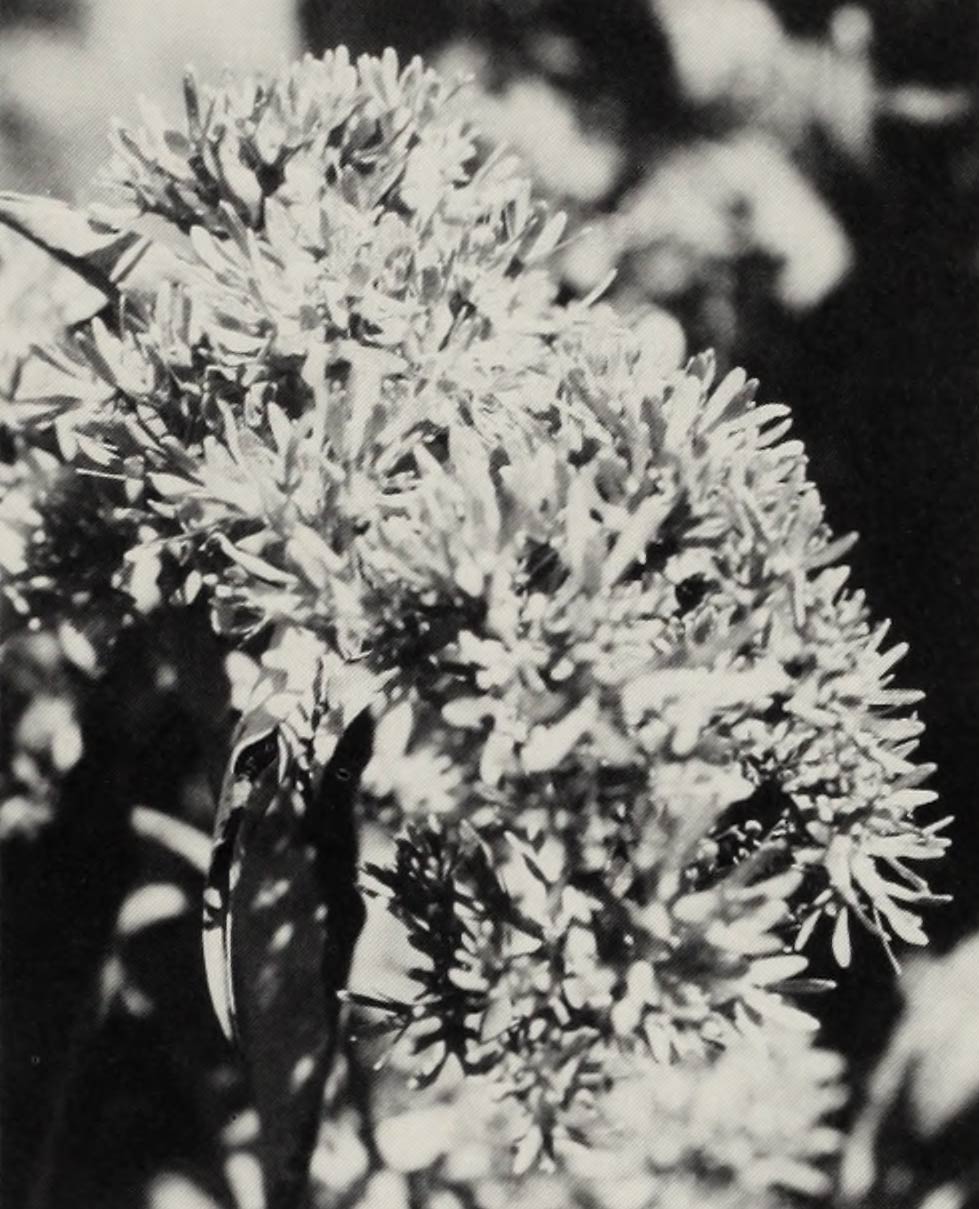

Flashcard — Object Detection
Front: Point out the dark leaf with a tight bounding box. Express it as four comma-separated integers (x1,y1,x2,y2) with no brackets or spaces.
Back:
0,192,194,322
203,709,373,1209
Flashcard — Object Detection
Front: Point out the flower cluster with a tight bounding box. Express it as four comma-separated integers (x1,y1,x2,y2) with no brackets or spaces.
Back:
0,47,946,1202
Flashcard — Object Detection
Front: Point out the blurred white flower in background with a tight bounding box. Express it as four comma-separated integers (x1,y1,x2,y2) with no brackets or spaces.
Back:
605,133,853,312
144,1172,221,1209
654,0,786,112
843,933,979,1208
439,43,625,206
0,0,300,195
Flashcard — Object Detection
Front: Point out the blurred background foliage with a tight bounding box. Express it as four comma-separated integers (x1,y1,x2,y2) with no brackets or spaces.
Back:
0,1,977,1207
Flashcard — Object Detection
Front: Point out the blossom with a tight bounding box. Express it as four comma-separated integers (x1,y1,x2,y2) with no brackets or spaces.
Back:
0,47,947,1203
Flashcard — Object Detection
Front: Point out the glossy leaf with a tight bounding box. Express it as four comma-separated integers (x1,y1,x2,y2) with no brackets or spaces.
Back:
203,710,373,1208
